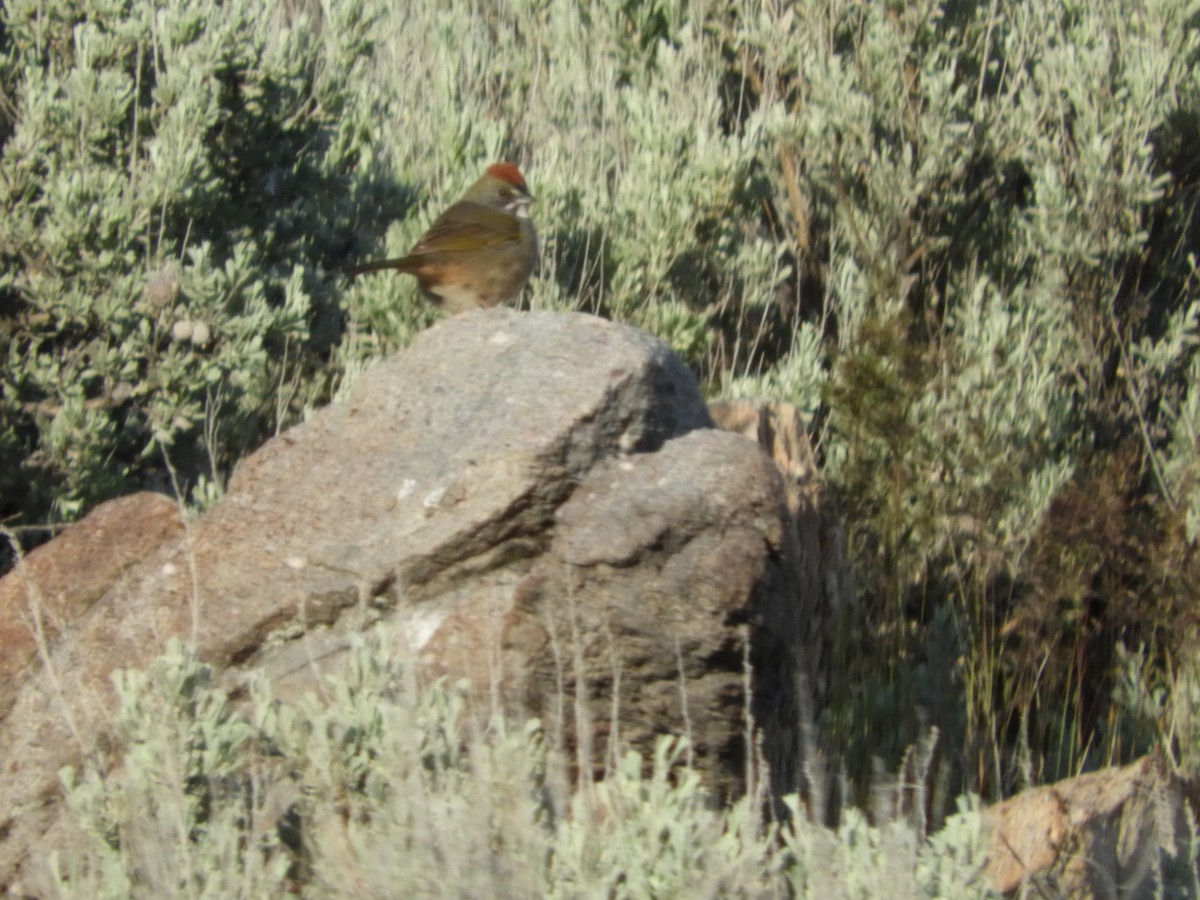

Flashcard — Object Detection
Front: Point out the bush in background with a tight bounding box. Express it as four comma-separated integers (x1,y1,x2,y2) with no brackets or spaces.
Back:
0,0,378,526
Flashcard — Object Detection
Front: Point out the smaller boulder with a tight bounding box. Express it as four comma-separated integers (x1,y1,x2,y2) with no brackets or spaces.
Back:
984,756,1196,896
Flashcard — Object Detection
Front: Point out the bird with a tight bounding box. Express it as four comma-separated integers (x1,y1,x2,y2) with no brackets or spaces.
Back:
344,162,538,313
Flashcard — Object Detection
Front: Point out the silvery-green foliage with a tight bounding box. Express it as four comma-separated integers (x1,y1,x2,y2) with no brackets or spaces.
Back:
780,794,996,899
728,0,1193,569
54,640,290,898
709,0,1200,788
54,640,1000,898
728,322,826,421
1158,333,1200,542
268,629,569,898
0,0,374,520
1159,645,1200,780
913,795,993,898
546,737,780,898
9,0,1196,578
335,0,775,370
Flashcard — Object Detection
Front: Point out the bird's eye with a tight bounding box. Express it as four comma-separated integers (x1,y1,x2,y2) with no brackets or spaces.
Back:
499,188,512,198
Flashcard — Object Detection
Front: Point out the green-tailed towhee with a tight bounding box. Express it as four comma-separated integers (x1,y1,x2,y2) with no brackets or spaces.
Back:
345,162,537,313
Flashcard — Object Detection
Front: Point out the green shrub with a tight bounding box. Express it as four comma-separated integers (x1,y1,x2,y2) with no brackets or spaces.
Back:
711,0,1200,795
0,0,377,523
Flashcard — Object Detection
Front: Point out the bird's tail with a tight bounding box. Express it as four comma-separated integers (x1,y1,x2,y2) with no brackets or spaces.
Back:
343,256,418,279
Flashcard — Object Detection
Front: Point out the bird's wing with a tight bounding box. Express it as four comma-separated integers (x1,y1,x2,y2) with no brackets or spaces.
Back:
410,201,521,254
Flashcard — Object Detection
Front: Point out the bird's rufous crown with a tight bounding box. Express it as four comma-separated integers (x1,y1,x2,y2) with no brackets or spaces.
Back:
486,162,529,192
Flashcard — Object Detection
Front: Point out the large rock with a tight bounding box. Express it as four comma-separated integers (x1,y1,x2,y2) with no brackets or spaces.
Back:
0,310,810,893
